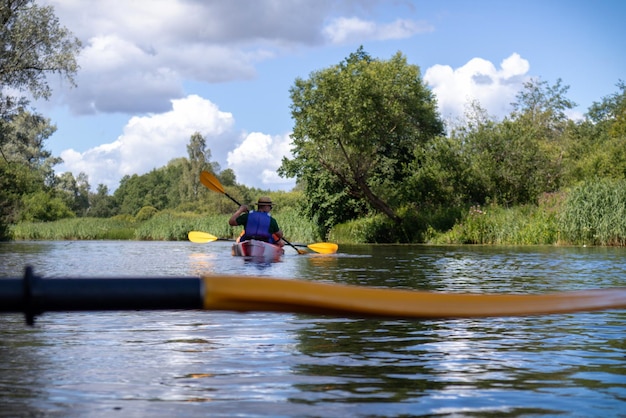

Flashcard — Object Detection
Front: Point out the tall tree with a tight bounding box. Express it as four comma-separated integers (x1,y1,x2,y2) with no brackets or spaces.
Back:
565,81,626,182
181,132,218,202
0,0,81,237
453,79,575,206
89,184,117,218
280,47,444,226
0,0,81,101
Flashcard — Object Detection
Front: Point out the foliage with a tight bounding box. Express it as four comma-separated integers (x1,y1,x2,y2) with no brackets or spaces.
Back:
0,0,82,100
20,190,74,222
55,171,90,216
11,209,324,243
404,134,485,209
281,46,444,226
558,179,626,246
431,202,560,245
328,214,397,244
180,132,220,202
563,81,626,183
135,206,158,221
89,184,117,217
11,217,135,240
450,79,574,206
0,0,81,237
114,166,180,215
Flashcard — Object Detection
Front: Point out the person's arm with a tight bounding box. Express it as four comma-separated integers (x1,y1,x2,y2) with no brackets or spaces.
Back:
228,205,248,226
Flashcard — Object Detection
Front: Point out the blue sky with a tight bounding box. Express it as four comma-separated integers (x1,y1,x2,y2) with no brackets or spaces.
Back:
36,0,625,192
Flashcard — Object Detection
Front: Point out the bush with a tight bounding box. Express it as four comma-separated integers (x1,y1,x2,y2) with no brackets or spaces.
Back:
135,206,158,221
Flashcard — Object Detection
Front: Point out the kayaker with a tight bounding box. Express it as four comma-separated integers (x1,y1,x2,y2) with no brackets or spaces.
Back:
228,196,284,246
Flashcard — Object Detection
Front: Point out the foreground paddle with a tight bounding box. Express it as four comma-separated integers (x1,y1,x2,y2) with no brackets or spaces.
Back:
199,170,336,255
188,230,338,254
188,231,218,243
3,267,625,325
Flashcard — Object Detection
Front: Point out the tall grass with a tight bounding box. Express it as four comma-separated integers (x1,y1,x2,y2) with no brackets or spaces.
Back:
11,217,136,240
276,208,325,243
558,179,626,246
329,214,397,244
430,203,560,245
134,212,231,241
11,179,626,246
11,208,324,243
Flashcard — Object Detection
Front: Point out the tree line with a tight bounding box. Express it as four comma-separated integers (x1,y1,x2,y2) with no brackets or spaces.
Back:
2,2,625,244
280,47,626,241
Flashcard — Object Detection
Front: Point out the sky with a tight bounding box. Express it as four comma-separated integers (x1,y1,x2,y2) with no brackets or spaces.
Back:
34,0,626,193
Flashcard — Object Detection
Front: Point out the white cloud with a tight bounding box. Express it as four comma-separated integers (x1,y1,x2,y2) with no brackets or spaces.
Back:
58,95,235,191
42,0,339,115
227,132,295,190
424,53,531,123
323,17,432,44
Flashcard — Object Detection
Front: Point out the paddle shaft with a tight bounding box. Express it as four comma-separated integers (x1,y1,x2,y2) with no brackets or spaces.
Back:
3,267,626,325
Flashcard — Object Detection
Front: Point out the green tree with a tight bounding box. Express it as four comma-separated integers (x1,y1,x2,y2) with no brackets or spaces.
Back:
0,0,81,237
280,47,444,227
180,132,219,203
565,81,626,183
89,184,117,218
20,190,74,222
0,0,81,101
455,79,574,206
114,170,171,216
219,168,236,187
55,171,90,216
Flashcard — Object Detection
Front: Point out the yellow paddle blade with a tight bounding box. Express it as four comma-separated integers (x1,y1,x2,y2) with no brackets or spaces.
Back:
307,242,339,254
188,231,218,243
199,171,225,194
201,275,626,318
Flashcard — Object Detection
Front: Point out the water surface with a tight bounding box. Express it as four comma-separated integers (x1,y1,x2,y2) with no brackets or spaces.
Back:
1,241,624,417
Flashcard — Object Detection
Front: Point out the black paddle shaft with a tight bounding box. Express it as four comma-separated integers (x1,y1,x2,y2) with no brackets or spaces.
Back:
1,266,204,325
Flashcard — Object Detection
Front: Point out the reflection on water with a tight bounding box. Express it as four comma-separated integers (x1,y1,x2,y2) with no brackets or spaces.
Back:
0,241,624,417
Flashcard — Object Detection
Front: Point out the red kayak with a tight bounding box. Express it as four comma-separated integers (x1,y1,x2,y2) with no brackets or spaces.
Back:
231,239,284,261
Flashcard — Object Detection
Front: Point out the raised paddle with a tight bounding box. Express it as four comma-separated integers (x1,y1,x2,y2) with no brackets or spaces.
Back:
188,230,338,254
199,171,336,255
4,267,626,326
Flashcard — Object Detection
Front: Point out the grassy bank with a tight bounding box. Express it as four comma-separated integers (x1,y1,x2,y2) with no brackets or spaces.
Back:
10,209,323,243
329,179,626,246
10,179,626,247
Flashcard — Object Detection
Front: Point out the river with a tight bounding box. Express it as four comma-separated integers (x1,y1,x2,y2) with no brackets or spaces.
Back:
0,240,624,417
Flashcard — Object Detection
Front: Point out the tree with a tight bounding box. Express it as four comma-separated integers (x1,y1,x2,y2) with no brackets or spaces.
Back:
565,81,626,183
55,171,90,216
0,0,81,237
453,79,575,206
180,132,219,203
89,184,117,218
280,47,444,226
0,0,81,101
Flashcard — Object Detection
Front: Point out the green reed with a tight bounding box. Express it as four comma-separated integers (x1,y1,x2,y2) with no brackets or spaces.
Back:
10,208,323,243
558,179,626,246
431,204,560,245
11,218,136,240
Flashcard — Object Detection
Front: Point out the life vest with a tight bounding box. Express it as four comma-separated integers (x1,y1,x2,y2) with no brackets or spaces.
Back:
242,211,274,243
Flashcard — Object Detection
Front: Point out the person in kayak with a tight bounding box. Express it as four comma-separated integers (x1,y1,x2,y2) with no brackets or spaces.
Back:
228,196,284,246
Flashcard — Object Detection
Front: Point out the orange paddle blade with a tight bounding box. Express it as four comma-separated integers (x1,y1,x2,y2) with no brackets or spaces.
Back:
201,275,626,318
199,171,225,194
